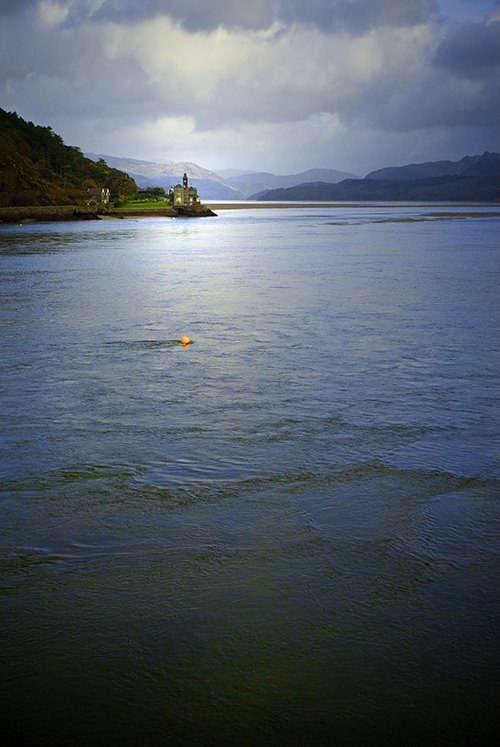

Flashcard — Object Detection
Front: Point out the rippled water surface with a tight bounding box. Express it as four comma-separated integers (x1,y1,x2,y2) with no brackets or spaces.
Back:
1,206,499,745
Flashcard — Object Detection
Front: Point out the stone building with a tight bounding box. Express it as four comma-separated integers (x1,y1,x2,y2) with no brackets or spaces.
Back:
87,187,110,203
169,173,200,207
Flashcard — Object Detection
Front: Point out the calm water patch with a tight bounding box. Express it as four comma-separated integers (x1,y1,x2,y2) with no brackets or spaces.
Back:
1,207,499,746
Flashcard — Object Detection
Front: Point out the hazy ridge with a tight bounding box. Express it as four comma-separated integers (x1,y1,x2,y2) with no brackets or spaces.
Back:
252,152,500,202
2,107,498,207
86,154,358,200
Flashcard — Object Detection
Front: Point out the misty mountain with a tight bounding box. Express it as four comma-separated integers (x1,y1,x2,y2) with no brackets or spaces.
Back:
365,152,500,181
85,153,243,199
225,167,358,196
253,152,500,202
215,168,259,179
86,154,357,199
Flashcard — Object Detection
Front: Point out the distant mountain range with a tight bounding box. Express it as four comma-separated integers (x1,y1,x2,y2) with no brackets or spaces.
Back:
5,108,497,209
85,150,500,202
222,167,357,197
365,153,500,181
85,153,357,199
252,152,500,202
85,154,239,199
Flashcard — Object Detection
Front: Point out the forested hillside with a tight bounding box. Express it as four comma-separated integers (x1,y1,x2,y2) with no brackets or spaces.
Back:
0,109,137,207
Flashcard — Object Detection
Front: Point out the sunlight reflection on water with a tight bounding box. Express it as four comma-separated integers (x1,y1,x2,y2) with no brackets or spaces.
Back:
0,207,499,745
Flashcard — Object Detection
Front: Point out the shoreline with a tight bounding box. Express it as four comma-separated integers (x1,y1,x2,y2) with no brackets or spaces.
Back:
206,200,500,210
0,204,217,224
1,202,498,225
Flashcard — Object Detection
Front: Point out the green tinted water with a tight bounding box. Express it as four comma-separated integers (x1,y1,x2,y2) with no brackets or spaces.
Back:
1,207,498,745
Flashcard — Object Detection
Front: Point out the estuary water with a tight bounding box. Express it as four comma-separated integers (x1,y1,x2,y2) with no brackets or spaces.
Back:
0,205,499,746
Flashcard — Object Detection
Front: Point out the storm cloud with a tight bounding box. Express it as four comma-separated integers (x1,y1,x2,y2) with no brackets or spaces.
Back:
0,0,37,15
0,0,499,173
434,16,500,78
18,0,440,32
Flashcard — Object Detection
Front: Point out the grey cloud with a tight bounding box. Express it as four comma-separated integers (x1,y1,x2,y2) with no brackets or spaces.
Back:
64,0,278,31
1,0,498,175
64,0,437,32
0,9,161,125
279,0,438,32
434,18,500,78
0,0,36,16
334,63,500,132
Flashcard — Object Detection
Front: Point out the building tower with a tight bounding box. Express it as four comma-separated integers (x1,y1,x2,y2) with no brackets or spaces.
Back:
169,173,201,208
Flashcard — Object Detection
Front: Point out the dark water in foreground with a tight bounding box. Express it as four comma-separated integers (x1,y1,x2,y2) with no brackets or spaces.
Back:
0,206,499,746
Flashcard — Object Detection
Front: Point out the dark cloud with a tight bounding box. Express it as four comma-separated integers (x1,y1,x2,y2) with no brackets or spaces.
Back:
1,0,498,173
434,18,500,78
343,74,500,131
64,0,437,32
437,1,500,22
64,0,277,31
0,0,36,16
280,0,439,32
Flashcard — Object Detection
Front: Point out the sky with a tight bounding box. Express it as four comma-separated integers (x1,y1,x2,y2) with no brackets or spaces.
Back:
0,0,499,175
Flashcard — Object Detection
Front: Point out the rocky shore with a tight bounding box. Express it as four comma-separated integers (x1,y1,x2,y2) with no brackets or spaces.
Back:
0,204,217,224
111,205,217,218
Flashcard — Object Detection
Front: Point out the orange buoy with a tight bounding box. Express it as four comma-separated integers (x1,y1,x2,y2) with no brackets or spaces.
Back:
179,336,191,345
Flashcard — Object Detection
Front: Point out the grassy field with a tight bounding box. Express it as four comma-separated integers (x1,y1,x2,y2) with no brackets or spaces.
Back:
120,198,170,210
